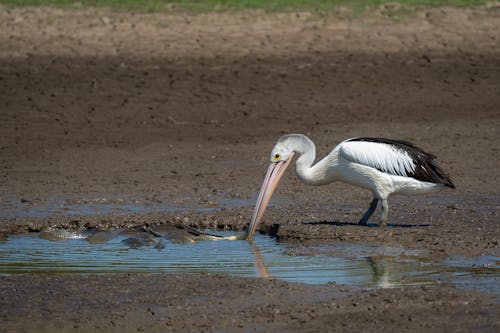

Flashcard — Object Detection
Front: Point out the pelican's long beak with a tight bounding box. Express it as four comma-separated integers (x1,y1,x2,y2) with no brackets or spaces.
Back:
245,153,294,241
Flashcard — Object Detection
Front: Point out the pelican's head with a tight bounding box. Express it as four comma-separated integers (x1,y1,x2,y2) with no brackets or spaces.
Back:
245,136,297,241
269,143,294,164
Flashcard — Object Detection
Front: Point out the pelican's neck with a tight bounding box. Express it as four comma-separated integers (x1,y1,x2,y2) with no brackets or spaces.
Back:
295,140,316,180
288,135,339,186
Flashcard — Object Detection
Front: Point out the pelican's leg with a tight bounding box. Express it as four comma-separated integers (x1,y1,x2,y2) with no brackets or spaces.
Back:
359,198,379,225
379,199,389,226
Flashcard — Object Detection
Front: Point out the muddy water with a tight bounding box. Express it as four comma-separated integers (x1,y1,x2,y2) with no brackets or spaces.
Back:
0,228,498,293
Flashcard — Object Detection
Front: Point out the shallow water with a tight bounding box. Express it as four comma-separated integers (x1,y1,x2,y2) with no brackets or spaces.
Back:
0,228,498,292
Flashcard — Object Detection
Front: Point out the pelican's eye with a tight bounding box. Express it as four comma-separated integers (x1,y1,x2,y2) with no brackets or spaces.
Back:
273,153,281,161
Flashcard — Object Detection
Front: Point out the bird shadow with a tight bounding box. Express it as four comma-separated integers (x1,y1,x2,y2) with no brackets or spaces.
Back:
303,221,431,228
386,223,431,228
303,220,362,227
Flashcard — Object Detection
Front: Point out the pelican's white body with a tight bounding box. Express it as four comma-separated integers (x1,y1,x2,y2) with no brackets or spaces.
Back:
272,135,446,201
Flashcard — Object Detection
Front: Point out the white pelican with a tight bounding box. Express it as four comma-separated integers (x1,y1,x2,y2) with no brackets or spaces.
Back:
245,134,455,241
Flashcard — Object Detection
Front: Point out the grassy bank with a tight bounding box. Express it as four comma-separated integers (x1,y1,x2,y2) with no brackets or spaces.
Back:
0,0,493,12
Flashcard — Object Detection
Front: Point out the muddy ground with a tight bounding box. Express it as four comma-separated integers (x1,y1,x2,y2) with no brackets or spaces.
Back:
0,3,499,332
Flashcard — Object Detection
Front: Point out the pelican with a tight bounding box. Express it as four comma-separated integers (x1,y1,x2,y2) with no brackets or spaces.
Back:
245,134,455,241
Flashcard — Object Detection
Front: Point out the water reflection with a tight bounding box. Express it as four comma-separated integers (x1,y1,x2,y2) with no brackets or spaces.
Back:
251,242,270,279
364,256,433,289
366,256,392,288
250,244,424,288
0,226,498,294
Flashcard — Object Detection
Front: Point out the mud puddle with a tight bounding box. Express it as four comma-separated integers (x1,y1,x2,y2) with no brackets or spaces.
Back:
0,226,498,293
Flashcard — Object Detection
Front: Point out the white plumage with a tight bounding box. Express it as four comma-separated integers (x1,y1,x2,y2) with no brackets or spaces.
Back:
340,141,416,177
245,134,455,241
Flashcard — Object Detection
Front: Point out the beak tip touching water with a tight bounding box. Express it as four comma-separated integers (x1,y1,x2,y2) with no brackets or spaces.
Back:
245,154,294,241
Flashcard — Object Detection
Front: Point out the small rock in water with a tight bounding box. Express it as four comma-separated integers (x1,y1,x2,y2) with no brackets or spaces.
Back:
121,237,145,249
121,232,157,249
85,229,118,244
154,240,166,250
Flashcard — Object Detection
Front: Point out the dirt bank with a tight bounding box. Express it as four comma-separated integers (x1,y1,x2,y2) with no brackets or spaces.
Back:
0,273,498,333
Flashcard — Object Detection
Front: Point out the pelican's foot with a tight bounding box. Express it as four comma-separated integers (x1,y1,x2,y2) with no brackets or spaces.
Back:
358,218,369,226
358,198,379,226
379,199,389,227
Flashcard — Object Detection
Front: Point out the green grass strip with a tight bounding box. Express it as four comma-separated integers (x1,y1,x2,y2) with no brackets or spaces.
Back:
0,0,492,13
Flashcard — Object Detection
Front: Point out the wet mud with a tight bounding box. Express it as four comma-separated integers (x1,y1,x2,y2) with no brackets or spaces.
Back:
0,4,499,332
